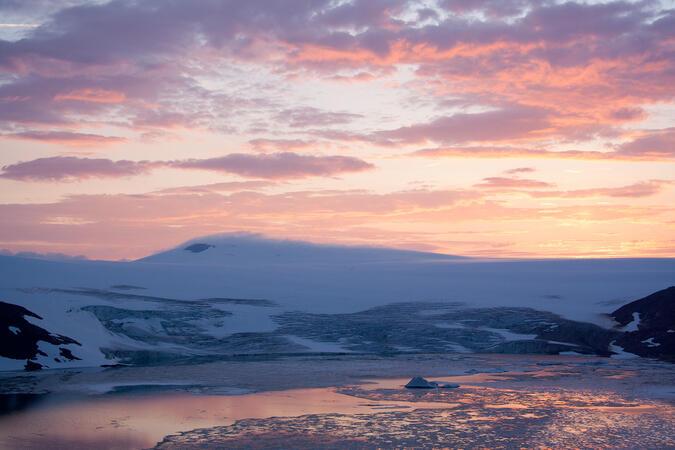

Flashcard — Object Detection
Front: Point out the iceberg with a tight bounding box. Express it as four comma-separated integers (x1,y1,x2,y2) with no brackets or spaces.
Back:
405,376,437,388
405,377,459,389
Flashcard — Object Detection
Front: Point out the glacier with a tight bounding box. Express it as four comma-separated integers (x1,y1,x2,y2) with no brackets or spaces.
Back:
1,233,673,370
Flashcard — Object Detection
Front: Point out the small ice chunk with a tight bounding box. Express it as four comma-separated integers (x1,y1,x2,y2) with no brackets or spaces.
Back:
437,382,459,389
405,377,437,389
8,326,20,335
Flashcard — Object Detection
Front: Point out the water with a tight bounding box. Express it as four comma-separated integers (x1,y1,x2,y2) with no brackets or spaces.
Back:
0,354,673,449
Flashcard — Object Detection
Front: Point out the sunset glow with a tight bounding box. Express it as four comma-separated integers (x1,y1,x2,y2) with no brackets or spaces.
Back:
1,0,674,260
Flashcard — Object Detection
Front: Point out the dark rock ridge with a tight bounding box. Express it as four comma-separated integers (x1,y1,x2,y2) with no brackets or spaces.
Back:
184,243,214,253
0,301,81,371
610,286,674,362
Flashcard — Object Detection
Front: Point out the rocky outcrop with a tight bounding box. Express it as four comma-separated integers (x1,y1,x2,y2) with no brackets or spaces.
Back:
610,286,674,362
0,301,81,371
184,243,214,253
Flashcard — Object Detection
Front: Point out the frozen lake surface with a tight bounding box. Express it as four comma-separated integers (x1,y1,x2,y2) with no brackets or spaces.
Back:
0,354,673,449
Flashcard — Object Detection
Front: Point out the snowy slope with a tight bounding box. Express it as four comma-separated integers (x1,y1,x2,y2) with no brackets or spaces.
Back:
0,234,673,370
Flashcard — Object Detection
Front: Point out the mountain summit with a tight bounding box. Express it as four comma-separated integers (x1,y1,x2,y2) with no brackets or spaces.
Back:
138,233,466,265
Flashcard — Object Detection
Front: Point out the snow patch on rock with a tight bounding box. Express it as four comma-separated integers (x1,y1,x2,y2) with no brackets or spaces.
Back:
609,340,640,359
622,312,641,332
641,337,660,347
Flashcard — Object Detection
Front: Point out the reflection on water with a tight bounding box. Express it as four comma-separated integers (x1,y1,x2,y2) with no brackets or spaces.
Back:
0,356,672,449
0,388,452,449
157,384,674,449
0,393,48,416
156,395,673,449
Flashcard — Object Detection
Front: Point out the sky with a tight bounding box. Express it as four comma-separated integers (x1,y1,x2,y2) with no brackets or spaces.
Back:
0,0,674,260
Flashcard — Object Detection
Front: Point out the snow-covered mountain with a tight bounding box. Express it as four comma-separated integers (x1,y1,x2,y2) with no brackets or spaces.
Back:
1,234,673,371
139,232,467,265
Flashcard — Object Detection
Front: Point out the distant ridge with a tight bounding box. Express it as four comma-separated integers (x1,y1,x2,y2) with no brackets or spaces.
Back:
137,232,467,265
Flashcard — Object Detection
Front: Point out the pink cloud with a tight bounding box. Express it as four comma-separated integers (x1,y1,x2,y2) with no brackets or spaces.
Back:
411,145,673,161
440,0,531,18
5,130,127,146
0,0,672,153
526,180,673,199
617,128,675,158
470,179,672,198
608,107,646,122
53,88,126,103
375,105,552,145
504,167,535,174
325,71,379,83
474,176,553,189
276,107,363,128
172,152,374,179
155,181,275,195
0,156,156,181
248,138,316,152
1,152,374,181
